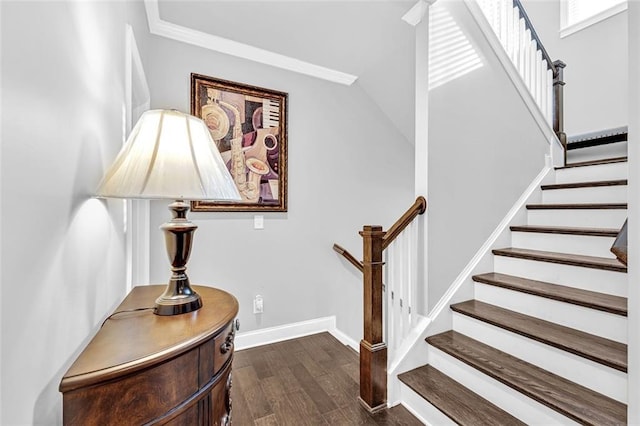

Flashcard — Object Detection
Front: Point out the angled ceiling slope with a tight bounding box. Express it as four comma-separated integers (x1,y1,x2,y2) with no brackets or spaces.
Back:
143,0,359,85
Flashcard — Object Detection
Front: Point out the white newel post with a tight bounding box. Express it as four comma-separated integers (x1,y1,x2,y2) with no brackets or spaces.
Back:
386,0,435,406
627,1,639,423
403,0,435,319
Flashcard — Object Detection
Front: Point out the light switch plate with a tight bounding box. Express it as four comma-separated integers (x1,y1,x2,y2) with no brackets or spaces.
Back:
254,215,264,229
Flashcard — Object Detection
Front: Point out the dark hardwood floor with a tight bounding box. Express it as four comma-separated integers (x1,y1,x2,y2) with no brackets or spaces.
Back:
231,332,423,425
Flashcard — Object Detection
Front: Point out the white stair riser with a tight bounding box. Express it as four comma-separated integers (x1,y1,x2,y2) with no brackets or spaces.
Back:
511,232,616,259
452,314,628,403
555,163,627,184
527,208,626,229
566,142,627,164
474,283,627,343
427,345,580,425
398,383,456,426
493,256,627,297
541,186,627,204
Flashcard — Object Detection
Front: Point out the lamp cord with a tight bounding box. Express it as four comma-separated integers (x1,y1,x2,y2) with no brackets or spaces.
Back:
101,307,155,327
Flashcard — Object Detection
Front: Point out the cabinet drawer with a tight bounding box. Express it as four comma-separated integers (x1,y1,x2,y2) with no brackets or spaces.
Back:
61,286,238,426
63,347,200,425
198,321,234,389
213,321,234,373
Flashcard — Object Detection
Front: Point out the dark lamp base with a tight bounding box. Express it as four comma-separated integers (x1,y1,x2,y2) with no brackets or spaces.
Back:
154,293,202,316
154,199,203,316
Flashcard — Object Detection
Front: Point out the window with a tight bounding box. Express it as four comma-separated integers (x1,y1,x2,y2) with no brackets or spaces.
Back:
561,0,627,38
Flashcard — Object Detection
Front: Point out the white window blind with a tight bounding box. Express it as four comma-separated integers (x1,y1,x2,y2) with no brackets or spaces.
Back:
566,0,625,26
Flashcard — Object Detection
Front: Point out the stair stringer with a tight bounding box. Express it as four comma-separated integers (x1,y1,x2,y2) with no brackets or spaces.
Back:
389,165,552,411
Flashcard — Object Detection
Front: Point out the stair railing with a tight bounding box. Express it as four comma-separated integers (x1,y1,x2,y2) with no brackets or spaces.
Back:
474,0,567,161
333,196,427,412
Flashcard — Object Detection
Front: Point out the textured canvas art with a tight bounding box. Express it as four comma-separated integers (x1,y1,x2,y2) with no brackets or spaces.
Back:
190,73,288,212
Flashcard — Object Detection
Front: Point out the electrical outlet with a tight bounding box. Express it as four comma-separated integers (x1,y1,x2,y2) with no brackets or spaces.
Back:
253,295,264,314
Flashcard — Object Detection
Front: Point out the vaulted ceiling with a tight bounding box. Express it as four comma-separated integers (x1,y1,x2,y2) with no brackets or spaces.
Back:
153,0,418,142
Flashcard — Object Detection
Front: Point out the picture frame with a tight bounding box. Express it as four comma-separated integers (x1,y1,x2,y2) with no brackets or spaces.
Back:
190,73,288,212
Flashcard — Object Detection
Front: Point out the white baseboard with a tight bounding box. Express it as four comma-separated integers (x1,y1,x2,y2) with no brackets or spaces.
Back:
329,325,361,352
235,316,360,352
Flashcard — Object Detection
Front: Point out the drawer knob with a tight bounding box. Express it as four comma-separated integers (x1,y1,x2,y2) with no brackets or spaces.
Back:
220,330,235,354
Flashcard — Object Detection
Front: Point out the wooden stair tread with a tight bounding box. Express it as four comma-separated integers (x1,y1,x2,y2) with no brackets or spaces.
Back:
492,247,627,272
427,330,627,425
509,225,619,237
472,272,627,316
526,203,627,210
555,157,627,169
398,365,525,426
541,179,627,190
450,300,627,372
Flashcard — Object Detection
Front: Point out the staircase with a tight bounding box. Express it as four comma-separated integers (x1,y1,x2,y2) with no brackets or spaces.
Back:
399,137,628,424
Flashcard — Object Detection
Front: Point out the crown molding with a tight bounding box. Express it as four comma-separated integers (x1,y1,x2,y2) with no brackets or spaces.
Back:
143,0,358,86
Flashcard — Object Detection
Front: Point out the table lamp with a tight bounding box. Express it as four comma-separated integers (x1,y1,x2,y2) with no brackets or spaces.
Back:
96,109,241,315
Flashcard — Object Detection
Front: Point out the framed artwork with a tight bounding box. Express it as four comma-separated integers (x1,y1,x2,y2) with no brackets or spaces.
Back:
190,73,288,212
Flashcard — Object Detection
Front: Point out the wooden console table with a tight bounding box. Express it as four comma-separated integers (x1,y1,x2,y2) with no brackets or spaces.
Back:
59,285,239,425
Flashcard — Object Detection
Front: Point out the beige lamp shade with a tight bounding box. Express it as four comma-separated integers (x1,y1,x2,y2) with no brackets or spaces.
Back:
96,109,241,201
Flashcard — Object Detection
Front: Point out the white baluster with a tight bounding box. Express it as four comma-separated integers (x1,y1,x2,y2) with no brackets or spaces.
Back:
396,231,402,344
385,243,391,351
383,248,389,347
491,0,499,39
500,0,508,46
529,39,537,97
523,30,531,91
391,241,402,352
402,229,410,341
511,7,518,69
511,6,520,65
506,1,514,60
518,18,527,75
547,68,554,124
393,238,401,352
409,221,418,328
540,59,548,122
535,46,542,106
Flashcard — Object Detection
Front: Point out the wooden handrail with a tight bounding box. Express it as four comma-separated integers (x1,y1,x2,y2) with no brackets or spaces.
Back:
382,196,427,250
512,0,566,161
333,243,364,272
332,196,427,413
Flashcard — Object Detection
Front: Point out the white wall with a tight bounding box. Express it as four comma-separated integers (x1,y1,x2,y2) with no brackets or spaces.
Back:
522,0,628,136
144,34,415,342
0,1,148,424
626,2,639,422
156,0,417,145
426,0,549,311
